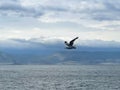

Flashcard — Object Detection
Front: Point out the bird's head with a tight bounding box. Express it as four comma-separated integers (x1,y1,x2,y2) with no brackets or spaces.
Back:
64,41,67,43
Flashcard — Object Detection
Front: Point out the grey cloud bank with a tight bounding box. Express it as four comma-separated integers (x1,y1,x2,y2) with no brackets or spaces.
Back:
0,0,120,22
0,38,120,50
0,0,120,46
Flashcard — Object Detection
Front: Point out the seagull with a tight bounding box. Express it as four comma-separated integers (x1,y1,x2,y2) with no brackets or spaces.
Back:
64,37,79,49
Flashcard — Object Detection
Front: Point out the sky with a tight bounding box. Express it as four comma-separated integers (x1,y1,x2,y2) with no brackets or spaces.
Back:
0,0,120,48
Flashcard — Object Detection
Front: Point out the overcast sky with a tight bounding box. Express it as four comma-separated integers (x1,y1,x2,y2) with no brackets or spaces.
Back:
0,0,120,44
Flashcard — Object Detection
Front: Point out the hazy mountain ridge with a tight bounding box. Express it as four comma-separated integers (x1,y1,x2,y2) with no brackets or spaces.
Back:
0,39,120,65
0,51,13,64
0,51,119,65
53,51,120,64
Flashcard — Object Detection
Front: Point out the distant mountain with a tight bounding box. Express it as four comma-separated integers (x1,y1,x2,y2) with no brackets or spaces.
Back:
50,51,120,65
0,50,120,65
0,38,120,65
1,39,120,53
10,51,120,65
0,51,13,64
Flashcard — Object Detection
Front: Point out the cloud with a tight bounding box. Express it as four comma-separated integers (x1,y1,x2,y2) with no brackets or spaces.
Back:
79,39,120,48
19,0,120,30
0,37,63,49
1,0,120,21
0,37,120,49
0,0,120,41
0,0,43,17
36,0,120,23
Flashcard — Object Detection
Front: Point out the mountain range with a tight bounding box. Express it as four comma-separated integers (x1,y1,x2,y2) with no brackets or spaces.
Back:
0,39,120,65
0,49,120,65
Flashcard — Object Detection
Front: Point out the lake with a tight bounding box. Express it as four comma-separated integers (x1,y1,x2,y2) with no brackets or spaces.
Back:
0,65,120,90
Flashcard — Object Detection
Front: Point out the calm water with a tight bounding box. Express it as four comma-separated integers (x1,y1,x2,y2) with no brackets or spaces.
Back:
0,65,120,90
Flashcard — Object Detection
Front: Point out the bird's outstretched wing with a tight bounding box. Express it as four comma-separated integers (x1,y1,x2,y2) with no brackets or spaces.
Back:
69,37,79,46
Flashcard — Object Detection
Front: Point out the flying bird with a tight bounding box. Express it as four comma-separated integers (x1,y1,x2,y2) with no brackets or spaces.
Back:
64,37,79,49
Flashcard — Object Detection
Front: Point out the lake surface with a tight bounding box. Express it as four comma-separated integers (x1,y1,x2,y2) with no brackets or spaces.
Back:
0,65,120,90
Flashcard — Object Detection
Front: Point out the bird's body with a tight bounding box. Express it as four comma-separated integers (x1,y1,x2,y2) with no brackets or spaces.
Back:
64,37,78,49
66,46,76,49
